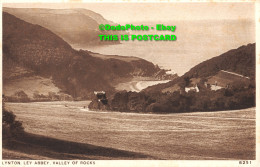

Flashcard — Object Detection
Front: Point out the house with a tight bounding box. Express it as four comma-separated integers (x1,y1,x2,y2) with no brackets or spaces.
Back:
94,91,108,104
185,84,199,93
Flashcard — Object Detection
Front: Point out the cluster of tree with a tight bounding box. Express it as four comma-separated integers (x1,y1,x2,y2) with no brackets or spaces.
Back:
4,91,73,102
105,78,255,113
147,87,255,113
5,91,30,102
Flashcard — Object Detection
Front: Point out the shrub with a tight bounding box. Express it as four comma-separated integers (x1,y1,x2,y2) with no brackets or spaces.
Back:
2,106,24,142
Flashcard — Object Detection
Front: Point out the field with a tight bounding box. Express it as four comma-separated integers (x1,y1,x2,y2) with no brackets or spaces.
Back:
3,101,255,160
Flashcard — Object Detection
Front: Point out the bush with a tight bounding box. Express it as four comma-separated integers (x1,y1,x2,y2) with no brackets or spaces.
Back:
6,90,30,102
93,80,255,113
2,107,24,142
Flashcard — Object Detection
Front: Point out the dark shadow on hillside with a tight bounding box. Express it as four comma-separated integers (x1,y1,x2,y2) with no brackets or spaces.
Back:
3,132,153,160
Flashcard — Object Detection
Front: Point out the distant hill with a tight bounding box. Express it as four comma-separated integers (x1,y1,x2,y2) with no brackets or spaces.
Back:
89,43,256,112
3,12,170,100
3,7,119,46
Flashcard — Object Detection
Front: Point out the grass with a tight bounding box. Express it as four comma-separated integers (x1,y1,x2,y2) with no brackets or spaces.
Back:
3,101,255,160
3,132,150,160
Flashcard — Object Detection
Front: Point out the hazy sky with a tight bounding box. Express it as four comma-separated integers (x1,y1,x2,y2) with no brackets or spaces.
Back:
3,2,255,23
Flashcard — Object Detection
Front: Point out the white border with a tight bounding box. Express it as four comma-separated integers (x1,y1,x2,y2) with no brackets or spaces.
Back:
0,0,259,167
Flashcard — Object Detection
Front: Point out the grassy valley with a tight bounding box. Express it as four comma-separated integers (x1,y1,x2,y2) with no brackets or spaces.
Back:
3,102,255,160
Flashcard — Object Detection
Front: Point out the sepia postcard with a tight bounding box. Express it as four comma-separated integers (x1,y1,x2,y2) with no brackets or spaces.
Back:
1,0,259,167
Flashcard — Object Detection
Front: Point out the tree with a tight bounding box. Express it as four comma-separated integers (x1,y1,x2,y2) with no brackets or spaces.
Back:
2,106,24,144
13,90,30,102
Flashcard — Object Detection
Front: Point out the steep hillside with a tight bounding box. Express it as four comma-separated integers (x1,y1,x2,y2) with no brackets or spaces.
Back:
3,12,168,100
183,43,255,79
89,43,255,112
144,43,255,93
3,7,119,46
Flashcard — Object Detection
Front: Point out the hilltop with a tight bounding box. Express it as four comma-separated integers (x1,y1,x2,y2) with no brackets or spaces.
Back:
3,7,120,46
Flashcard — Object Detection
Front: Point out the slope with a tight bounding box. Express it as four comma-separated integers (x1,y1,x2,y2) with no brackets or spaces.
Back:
3,12,166,100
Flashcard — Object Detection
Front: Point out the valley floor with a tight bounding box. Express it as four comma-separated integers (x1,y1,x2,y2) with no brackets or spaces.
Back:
3,101,255,160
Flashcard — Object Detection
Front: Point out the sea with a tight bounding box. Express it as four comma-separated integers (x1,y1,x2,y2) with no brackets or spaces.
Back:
73,20,255,76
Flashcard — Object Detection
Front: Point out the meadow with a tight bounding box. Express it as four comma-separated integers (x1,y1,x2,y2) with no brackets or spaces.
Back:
3,101,255,160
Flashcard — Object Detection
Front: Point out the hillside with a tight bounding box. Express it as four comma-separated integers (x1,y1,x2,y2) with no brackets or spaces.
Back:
89,43,255,112
3,7,119,46
3,12,169,100
144,43,255,93
183,43,255,79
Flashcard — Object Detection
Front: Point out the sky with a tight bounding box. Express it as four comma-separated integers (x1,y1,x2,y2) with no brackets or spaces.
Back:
3,2,255,23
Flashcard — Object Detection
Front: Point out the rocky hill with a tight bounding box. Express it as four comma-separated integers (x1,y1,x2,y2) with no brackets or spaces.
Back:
3,12,171,101
3,7,119,46
89,43,255,112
